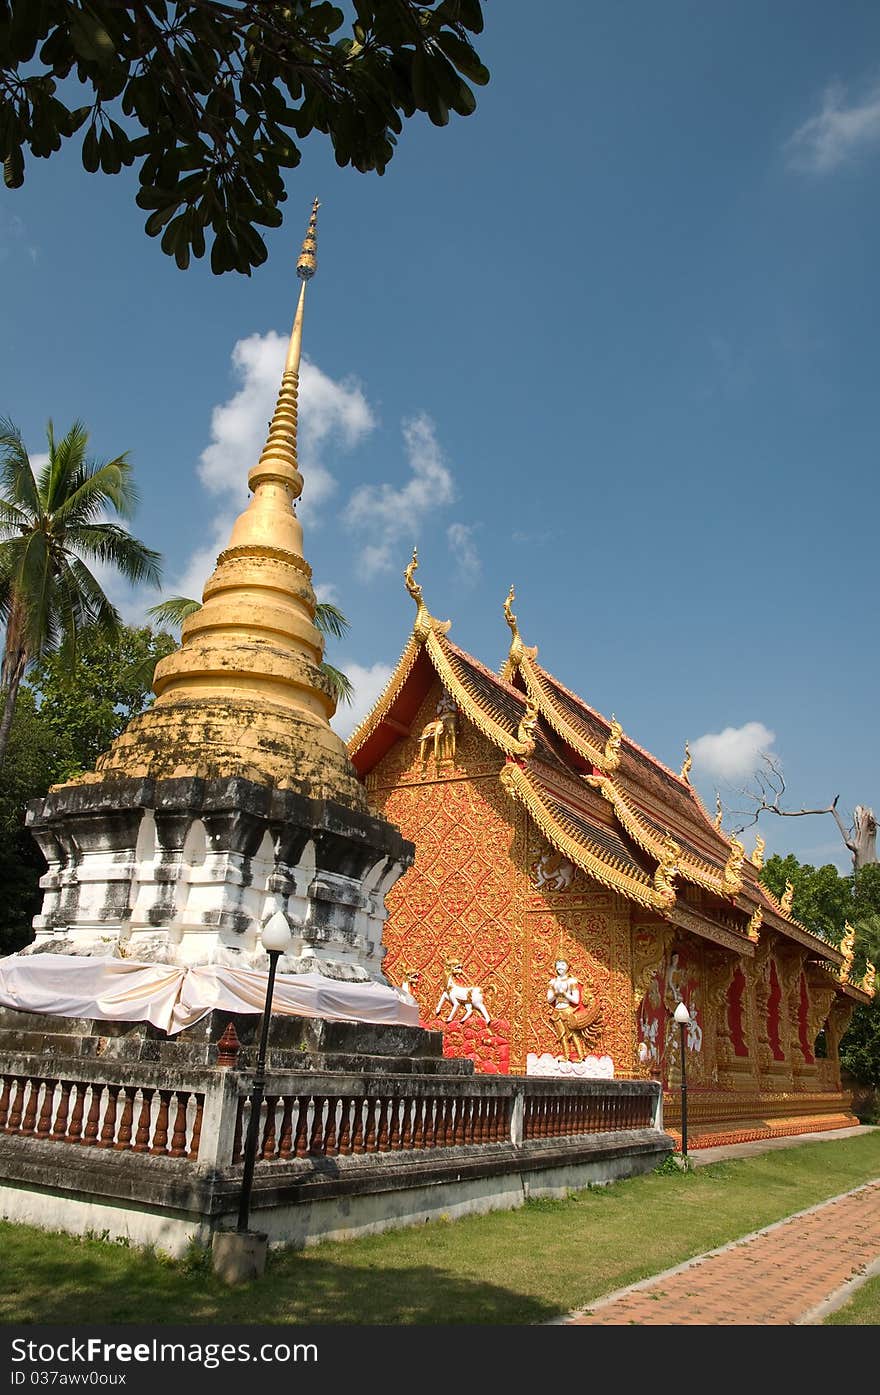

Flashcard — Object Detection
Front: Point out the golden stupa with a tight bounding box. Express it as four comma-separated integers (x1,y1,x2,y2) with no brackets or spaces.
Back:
78,200,367,810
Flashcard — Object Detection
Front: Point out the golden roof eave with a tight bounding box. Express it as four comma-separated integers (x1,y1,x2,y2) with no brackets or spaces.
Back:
425,631,535,759
586,774,743,898
498,761,671,912
517,654,619,771
346,631,423,760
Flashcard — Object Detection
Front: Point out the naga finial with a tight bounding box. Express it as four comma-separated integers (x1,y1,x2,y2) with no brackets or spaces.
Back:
516,698,540,754
603,715,623,770
404,547,423,607
403,547,450,640
653,833,681,907
723,834,746,896
751,832,765,869
861,959,876,997
838,921,856,984
680,741,692,783
747,904,763,944
502,583,537,670
780,879,795,915
713,792,723,830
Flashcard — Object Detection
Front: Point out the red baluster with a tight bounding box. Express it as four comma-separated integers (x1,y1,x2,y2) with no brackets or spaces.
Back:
66,1083,85,1143
294,1096,310,1158
6,1077,25,1133
114,1087,135,1150
309,1096,326,1155
36,1080,56,1139
20,1079,40,1136
261,1094,279,1160
82,1086,103,1146
388,1096,402,1151
188,1095,204,1161
399,1098,413,1150
98,1084,120,1148
336,1098,352,1157
351,1098,365,1155
132,1089,153,1153
0,1075,10,1129
278,1098,295,1159
150,1089,172,1154
324,1099,339,1157
363,1099,378,1153
170,1091,190,1158
376,1098,389,1152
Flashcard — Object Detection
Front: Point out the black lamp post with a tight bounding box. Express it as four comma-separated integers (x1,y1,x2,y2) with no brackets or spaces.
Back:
237,910,293,1234
673,999,691,1162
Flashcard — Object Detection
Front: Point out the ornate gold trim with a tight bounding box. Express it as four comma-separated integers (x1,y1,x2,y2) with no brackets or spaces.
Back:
751,832,765,869
747,905,763,944
838,922,856,984
426,631,537,759
347,633,423,758
214,544,312,576
518,656,619,772
498,761,670,911
680,741,692,782
586,774,734,898
723,835,746,897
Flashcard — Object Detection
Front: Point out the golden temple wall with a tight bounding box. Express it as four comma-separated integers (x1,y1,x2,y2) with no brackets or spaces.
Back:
366,681,637,1072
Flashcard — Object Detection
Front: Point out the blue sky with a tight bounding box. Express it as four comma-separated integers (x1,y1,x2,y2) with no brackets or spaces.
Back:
2,1,878,872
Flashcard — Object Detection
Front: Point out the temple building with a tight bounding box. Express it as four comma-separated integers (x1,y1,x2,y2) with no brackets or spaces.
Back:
348,557,875,1146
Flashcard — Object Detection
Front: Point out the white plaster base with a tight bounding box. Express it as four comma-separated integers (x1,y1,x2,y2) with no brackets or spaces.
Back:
0,1147,663,1259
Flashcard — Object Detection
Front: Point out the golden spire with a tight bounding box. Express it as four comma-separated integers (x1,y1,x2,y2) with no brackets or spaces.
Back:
780,879,795,915
751,832,765,869
713,792,723,830
74,201,367,807
861,960,877,997
680,741,692,783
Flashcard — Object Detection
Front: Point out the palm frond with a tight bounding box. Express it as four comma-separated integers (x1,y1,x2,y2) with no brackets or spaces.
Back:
41,419,88,514
67,522,162,588
51,458,136,528
320,661,354,707
0,417,41,518
314,601,350,640
145,596,201,631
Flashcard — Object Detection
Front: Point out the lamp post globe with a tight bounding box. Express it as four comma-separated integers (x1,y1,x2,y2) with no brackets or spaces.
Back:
261,910,293,954
672,999,691,1162
237,910,293,1234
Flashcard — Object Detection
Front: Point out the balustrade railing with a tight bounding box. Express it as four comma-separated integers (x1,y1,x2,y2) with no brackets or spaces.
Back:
0,1059,661,1171
231,1077,659,1164
0,1069,204,1159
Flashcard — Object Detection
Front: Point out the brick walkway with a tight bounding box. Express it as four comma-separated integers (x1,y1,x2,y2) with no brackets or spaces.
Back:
567,1179,880,1325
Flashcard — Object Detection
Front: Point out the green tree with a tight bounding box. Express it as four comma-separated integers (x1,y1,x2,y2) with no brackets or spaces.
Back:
146,594,355,705
761,852,880,1096
0,1,489,275
0,417,162,771
29,623,177,779
0,686,69,953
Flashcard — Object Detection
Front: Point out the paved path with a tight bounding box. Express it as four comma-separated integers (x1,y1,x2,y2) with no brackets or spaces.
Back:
566,1179,880,1325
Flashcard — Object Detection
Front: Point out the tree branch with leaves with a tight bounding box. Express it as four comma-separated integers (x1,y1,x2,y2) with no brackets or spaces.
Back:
0,0,489,274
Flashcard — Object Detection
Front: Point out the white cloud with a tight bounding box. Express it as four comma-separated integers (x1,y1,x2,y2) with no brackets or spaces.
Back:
27,451,49,472
447,521,481,584
330,661,393,740
691,722,777,782
345,413,455,578
787,81,880,173
198,331,375,514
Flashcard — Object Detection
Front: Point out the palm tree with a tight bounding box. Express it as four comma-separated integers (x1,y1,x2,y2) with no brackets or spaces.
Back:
146,596,355,706
0,418,162,770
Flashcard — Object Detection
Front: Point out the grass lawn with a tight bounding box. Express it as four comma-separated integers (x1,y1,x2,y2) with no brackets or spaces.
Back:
825,1271,880,1324
2,1132,879,1325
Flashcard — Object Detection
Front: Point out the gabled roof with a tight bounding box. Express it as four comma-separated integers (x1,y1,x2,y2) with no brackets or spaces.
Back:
348,558,845,968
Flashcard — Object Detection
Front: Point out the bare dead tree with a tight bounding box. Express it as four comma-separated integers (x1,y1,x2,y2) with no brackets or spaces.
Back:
730,753,877,873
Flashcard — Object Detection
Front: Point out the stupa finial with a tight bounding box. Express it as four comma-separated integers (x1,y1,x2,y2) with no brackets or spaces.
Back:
250,198,320,498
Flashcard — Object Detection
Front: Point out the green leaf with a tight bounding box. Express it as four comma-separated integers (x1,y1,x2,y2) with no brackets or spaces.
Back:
81,125,100,173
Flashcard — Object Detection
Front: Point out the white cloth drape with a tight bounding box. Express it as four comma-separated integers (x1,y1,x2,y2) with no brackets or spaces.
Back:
0,954,420,1035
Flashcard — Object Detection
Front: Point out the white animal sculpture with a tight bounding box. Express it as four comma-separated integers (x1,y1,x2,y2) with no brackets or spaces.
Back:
435,955,492,1025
